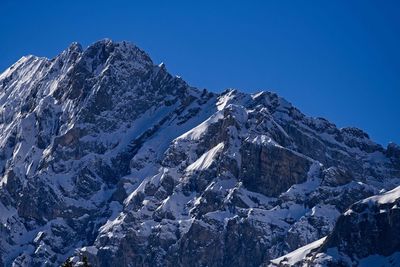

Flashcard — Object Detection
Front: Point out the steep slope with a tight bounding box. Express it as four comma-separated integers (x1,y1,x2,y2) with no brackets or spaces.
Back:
80,89,399,267
0,40,399,267
270,185,400,266
0,39,215,266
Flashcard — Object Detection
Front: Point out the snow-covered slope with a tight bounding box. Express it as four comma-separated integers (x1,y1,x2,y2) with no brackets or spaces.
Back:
270,236,327,266
0,40,399,267
270,186,400,266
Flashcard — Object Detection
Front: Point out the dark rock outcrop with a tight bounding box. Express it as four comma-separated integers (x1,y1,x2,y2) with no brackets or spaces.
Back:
0,40,399,267
240,141,312,197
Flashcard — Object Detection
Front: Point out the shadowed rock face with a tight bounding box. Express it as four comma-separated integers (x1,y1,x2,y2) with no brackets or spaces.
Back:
0,40,399,267
320,167,353,187
240,142,312,197
270,187,400,267
320,189,400,261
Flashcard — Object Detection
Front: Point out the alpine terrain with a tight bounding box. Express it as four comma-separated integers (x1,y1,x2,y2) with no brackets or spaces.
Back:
0,39,399,267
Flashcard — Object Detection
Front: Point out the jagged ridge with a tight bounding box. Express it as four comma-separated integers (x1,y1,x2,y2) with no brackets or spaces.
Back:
0,40,399,267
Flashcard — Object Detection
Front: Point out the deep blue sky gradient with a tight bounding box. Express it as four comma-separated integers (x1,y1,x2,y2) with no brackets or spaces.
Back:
1,0,399,145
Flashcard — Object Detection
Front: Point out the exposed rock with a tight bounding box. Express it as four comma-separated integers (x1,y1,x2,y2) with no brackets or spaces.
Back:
270,186,400,266
321,167,353,187
0,40,399,267
320,186,400,262
240,141,312,197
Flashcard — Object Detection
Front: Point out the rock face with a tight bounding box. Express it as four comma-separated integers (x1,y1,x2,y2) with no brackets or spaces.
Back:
270,186,400,266
322,190,400,259
240,141,312,197
0,40,399,267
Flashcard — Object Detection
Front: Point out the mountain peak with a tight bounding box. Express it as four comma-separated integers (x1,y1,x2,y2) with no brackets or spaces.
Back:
76,39,153,73
0,40,399,267
67,41,83,53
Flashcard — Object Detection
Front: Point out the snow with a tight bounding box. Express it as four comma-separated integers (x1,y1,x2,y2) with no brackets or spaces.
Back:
281,162,322,200
0,39,399,266
204,210,236,225
310,204,340,221
156,191,194,219
81,246,99,255
216,89,237,110
176,110,224,140
251,91,266,99
234,186,276,209
248,135,281,147
362,185,400,205
270,236,327,266
186,142,224,171
99,213,127,235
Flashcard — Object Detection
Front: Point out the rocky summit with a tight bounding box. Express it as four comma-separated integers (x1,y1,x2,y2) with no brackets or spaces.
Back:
0,39,399,267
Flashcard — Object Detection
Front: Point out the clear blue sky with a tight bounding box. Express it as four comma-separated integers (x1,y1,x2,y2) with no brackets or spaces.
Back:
1,0,399,146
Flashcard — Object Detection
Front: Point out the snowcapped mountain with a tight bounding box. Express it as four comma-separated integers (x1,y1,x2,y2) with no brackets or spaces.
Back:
270,185,400,266
0,39,399,267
